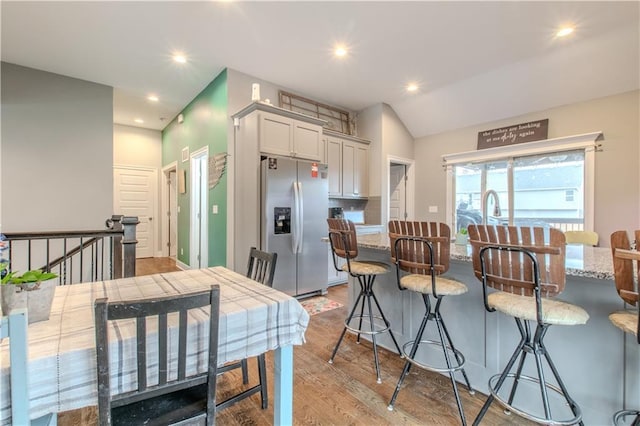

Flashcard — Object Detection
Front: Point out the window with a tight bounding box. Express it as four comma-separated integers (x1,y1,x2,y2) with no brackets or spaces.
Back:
443,132,601,233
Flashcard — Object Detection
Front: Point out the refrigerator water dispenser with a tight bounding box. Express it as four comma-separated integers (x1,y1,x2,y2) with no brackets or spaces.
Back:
274,207,291,234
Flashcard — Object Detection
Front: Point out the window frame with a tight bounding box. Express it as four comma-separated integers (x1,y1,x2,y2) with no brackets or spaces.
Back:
443,131,602,232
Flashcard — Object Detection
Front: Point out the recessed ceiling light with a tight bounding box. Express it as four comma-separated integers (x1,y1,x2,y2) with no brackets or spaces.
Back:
134,118,144,124
147,95,159,102
556,26,575,37
334,45,347,57
173,54,187,64
406,83,419,93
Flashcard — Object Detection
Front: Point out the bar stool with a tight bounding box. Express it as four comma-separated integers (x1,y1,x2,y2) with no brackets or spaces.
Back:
386,221,474,425
610,230,640,425
468,225,588,425
327,218,402,383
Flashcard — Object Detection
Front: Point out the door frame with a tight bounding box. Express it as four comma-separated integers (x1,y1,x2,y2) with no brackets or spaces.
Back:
190,147,209,269
113,165,158,259
161,161,178,257
386,155,415,227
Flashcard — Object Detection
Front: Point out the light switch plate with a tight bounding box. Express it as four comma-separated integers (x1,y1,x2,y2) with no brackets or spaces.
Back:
212,205,218,214
428,206,438,213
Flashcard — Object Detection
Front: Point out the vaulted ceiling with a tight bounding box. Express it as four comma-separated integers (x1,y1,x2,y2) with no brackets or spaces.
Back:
2,1,638,138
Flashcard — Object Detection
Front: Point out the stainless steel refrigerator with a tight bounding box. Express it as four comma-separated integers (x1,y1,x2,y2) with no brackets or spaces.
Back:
261,157,328,297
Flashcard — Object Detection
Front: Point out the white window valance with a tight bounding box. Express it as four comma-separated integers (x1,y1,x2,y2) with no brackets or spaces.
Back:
442,131,603,166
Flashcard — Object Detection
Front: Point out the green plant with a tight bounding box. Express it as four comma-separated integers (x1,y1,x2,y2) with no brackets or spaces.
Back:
458,227,468,235
1,269,58,285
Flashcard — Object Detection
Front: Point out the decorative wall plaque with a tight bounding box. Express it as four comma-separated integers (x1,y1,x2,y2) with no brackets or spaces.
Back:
477,119,549,150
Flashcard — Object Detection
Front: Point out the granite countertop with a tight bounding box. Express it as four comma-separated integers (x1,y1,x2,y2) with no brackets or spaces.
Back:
357,233,615,281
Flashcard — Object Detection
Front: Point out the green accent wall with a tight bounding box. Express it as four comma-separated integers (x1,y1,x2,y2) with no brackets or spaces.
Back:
162,69,228,267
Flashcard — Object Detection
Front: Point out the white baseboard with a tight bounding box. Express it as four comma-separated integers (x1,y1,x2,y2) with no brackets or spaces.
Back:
176,259,189,270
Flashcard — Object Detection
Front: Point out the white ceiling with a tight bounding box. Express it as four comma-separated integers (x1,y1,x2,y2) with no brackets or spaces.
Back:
2,1,638,138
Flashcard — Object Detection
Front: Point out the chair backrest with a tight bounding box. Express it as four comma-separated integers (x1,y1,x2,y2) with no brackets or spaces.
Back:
246,247,277,287
468,225,566,297
94,285,220,426
565,230,599,246
327,218,359,260
610,230,640,306
388,221,451,275
1,309,30,426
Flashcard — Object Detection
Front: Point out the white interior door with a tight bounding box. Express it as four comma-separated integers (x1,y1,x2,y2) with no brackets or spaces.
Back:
190,148,208,269
114,167,156,258
389,164,407,221
169,171,177,257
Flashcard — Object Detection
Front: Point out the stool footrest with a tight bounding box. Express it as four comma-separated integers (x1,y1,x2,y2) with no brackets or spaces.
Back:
345,315,390,335
487,373,582,426
402,339,466,374
613,409,640,425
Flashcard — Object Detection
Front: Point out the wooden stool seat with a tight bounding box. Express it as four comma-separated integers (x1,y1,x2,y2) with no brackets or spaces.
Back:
327,218,402,384
469,225,584,426
488,292,589,326
400,274,468,296
609,230,640,425
609,310,639,336
386,221,474,425
340,260,390,275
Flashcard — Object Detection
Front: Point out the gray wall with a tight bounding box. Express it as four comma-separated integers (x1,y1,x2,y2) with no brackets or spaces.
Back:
1,62,113,232
413,89,640,247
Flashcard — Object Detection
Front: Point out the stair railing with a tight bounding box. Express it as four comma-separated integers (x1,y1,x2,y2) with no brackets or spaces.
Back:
3,215,139,284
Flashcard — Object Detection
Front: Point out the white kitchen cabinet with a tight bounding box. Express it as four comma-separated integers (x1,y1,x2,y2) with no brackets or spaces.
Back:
326,135,342,196
341,140,369,198
327,246,348,285
324,130,370,199
259,111,322,161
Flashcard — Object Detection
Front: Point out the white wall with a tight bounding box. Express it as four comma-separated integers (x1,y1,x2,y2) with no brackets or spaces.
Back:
113,123,163,254
1,62,113,232
413,90,640,247
358,103,415,225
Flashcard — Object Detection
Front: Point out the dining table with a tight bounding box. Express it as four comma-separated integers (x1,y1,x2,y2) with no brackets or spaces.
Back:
0,266,310,425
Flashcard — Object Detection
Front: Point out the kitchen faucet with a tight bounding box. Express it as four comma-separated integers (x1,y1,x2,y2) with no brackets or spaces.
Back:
482,189,502,225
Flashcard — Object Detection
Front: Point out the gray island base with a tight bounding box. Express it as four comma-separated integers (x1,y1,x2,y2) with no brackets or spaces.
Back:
344,233,638,424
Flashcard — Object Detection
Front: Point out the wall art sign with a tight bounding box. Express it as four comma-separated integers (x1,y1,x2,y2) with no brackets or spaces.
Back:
208,152,228,190
477,119,549,150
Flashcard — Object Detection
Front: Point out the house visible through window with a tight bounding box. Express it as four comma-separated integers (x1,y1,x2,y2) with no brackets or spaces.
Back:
453,150,586,232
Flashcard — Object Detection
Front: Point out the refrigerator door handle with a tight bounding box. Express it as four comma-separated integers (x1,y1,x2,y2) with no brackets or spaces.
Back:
298,182,304,253
292,181,300,253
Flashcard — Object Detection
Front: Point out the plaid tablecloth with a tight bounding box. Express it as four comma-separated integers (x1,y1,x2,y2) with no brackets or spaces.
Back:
0,267,309,423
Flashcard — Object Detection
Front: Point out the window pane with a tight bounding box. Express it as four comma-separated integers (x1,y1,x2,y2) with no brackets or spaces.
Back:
512,150,584,231
485,161,508,225
454,164,482,232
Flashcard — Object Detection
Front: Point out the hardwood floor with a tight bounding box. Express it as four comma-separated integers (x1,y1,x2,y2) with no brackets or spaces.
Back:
59,260,532,425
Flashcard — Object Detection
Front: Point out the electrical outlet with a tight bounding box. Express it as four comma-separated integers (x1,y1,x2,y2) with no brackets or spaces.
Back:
212,205,218,214
177,206,181,213
429,206,438,213
180,248,183,256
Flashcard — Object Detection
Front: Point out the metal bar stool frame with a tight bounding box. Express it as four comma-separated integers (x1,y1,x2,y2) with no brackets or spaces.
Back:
327,219,402,384
469,226,585,426
386,234,474,425
610,230,640,426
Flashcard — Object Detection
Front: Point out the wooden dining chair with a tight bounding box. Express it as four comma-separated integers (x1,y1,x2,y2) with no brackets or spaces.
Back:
609,230,640,425
468,225,588,425
94,285,220,426
216,247,277,411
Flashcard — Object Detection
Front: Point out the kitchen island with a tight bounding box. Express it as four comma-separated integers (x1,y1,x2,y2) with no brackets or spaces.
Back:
348,233,637,424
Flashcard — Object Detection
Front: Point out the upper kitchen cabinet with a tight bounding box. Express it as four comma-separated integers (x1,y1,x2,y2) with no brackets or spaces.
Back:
324,129,370,199
259,110,323,161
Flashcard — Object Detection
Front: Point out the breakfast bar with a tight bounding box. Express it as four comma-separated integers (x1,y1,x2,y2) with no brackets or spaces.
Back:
348,233,636,424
